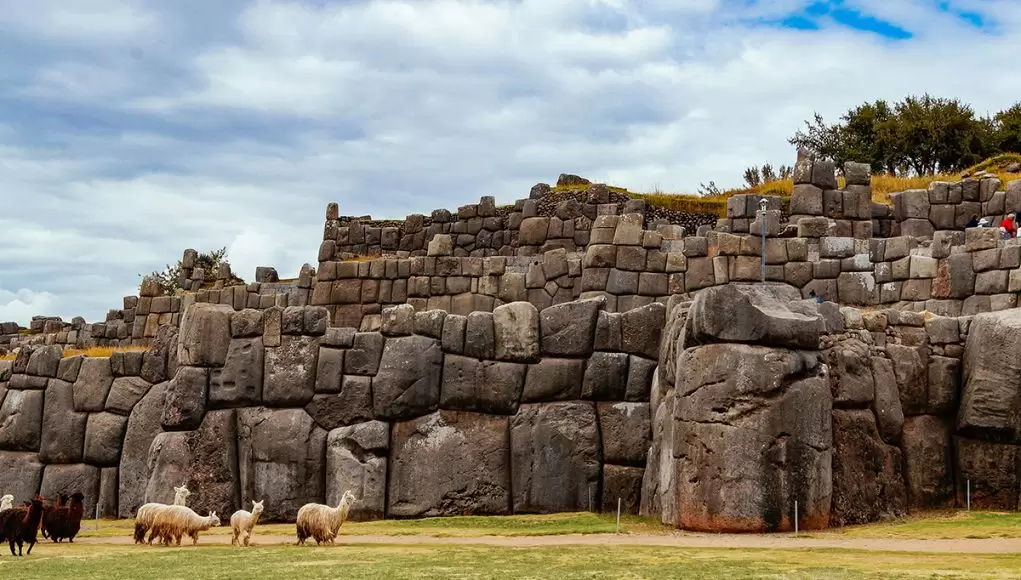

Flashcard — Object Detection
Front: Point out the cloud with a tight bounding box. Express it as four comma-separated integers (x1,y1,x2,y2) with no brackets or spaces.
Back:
1,0,1020,326
0,288,58,325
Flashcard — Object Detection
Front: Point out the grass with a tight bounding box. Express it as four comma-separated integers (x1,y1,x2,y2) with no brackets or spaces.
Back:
76,513,671,539
830,510,1021,540
0,346,149,361
3,543,1019,579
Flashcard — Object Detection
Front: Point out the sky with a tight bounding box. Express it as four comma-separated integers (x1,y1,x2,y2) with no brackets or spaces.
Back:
1,0,1019,325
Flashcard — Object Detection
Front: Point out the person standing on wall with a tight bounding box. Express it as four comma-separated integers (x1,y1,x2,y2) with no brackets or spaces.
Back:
1001,213,1017,239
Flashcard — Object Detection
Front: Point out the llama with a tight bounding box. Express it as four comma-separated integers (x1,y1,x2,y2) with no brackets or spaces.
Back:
0,496,45,556
147,505,220,547
230,500,265,547
42,492,85,543
295,490,357,546
0,494,13,512
134,484,190,544
41,493,67,540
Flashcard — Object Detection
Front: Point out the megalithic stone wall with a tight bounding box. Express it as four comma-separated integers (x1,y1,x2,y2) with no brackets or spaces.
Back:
0,297,664,522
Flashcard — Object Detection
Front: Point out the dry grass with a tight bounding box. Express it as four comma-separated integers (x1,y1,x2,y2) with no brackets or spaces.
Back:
0,345,149,361
827,510,1021,540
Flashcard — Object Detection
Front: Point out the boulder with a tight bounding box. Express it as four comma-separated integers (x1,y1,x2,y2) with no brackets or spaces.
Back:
0,451,44,503
492,302,540,362
620,303,666,360
39,379,86,463
0,389,44,451
539,298,602,357
901,415,954,508
510,402,601,513
145,410,240,517
372,335,443,420
671,344,832,532
684,284,824,350
210,337,264,408
871,357,905,444
237,407,326,522
325,421,389,521
640,385,675,524
83,412,129,467
521,358,584,402
177,303,233,367
40,463,101,516
829,410,907,526
958,310,1021,441
886,344,928,417
602,465,644,514
304,375,374,430
440,355,526,414
118,382,168,518
263,336,318,407
73,357,114,412
388,411,511,517
26,345,61,377
161,366,209,431
954,437,1020,510
105,377,153,416
581,352,628,400
597,402,650,465
826,339,874,406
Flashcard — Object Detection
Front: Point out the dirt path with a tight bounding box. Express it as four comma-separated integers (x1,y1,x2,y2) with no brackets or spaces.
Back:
78,533,1021,554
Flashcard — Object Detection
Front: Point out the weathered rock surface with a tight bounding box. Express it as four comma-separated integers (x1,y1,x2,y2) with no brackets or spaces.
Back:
954,436,1019,510
511,402,600,513
829,409,907,526
84,412,129,467
106,377,153,416
263,336,318,407
0,451,44,503
40,463,101,516
602,464,644,514
0,389,44,451
177,303,233,367
305,375,374,430
958,310,1021,441
901,415,954,508
597,402,650,465
440,355,526,414
161,366,209,431
210,337,264,408
671,343,832,532
540,298,601,356
73,357,114,412
237,407,326,522
118,382,168,518
389,411,510,517
684,284,824,350
39,379,86,463
326,420,389,521
372,335,443,420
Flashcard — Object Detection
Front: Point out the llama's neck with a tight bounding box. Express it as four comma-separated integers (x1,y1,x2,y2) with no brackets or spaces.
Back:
330,497,353,532
250,509,263,526
68,498,85,520
173,492,188,505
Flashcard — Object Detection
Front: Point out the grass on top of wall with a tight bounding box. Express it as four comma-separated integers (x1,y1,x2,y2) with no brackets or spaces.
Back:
0,345,150,361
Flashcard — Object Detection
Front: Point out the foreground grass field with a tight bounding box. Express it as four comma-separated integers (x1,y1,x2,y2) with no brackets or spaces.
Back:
3,543,1020,580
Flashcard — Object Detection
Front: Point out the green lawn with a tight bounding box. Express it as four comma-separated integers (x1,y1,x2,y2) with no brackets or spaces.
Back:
2,543,1020,580
831,510,1021,540
76,512,671,539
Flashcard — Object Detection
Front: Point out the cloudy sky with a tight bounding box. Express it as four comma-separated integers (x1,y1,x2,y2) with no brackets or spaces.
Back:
1,0,1019,325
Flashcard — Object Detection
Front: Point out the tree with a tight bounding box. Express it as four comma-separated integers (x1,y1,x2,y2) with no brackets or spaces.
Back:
994,103,1021,153
742,166,762,188
788,100,899,174
140,247,231,296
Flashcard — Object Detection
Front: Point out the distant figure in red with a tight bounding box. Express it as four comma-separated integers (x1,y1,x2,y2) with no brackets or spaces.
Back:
1001,213,1017,239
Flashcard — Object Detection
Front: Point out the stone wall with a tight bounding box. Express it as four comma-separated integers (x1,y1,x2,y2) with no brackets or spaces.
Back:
0,298,662,521
890,177,1020,237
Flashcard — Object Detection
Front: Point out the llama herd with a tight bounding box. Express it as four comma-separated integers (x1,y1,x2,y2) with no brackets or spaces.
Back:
0,491,86,556
0,485,359,556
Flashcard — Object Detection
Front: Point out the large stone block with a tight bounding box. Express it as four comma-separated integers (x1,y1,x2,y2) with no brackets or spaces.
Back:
790,184,823,215
177,303,233,367
145,410,240,518
263,335,318,407
40,463,101,517
372,335,443,420
389,411,510,517
305,375,374,431
954,437,1019,510
958,310,1021,441
871,357,904,445
0,389,44,451
621,302,665,360
603,464,644,515
73,357,114,412
492,302,540,363
671,344,832,532
84,412,128,467
27,345,61,378
829,409,906,527
597,402,650,465
237,407,326,522
0,451,43,505
118,382,167,518
522,358,584,402
581,352,628,400
540,298,602,357
162,366,209,431
440,355,525,415
326,421,389,521
105,377,153,416
684,283,824,350
511,402,601,513
210,337,264,408
826,339,874,406
39,379,86,463
901,415,954,509
885,344,928,416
